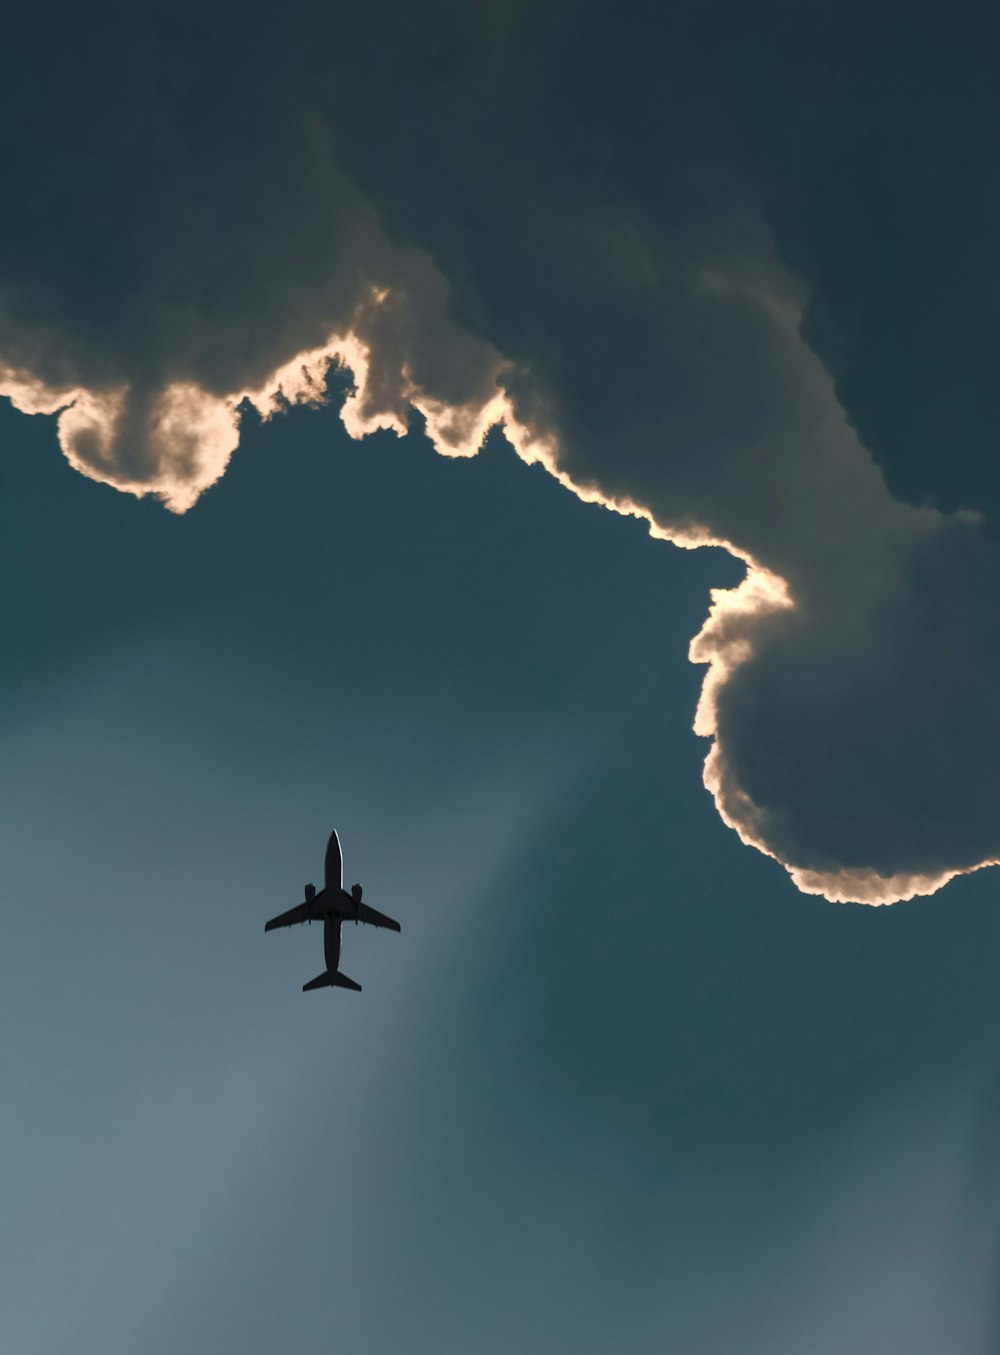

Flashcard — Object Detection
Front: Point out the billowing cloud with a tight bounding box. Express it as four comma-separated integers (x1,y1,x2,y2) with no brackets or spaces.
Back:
2,0,998,902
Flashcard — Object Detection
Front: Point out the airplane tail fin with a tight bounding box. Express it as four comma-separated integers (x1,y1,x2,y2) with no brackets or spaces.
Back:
302,969,362,993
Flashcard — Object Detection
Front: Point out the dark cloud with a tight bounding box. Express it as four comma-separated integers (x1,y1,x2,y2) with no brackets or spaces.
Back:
0,3,505,505
713,516,1000,887
2,0,999,898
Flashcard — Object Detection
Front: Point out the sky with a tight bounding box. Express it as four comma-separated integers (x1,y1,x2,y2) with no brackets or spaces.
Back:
1,3,999,1351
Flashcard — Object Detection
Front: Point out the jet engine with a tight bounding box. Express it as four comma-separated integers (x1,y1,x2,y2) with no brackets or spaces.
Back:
351,883,363,901
305,883,316,902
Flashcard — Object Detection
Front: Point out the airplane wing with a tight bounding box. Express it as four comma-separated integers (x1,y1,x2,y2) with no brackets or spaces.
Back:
264,902,314,932
353,900,401,932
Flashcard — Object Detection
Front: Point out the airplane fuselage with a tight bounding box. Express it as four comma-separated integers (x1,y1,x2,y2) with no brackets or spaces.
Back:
324,916,341,972
312,886,364,972
309,885,362,924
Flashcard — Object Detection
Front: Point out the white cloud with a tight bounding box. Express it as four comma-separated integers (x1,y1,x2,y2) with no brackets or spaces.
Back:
3,4,998,903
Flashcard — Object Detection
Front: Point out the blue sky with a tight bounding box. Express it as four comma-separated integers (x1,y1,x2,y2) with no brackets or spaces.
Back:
1,389,998,1353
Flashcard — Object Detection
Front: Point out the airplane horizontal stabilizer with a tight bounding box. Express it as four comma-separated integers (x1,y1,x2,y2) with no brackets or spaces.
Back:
331,971,363,992
302,969,362,993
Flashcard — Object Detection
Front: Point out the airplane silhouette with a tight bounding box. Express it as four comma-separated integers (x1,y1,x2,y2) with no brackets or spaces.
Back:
265,829,400,992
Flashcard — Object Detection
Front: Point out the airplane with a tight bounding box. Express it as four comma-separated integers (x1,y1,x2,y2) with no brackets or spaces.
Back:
264,829,400,993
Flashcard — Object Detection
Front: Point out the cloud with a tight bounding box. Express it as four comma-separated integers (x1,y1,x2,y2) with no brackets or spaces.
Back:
2,0,998,902
0,132,506,511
